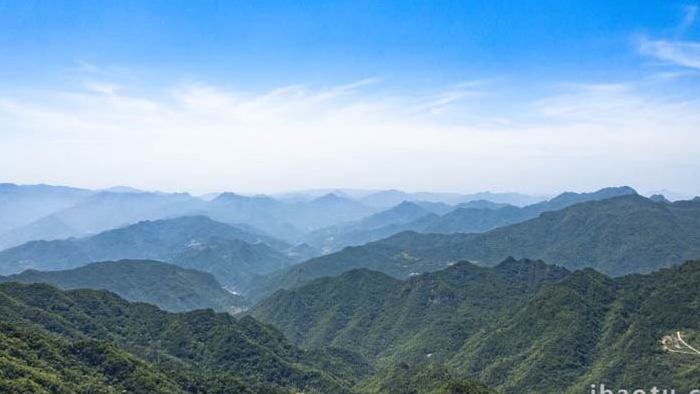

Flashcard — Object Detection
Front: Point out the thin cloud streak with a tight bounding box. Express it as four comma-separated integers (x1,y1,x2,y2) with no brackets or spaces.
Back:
639,38,700,69
0,77,698,195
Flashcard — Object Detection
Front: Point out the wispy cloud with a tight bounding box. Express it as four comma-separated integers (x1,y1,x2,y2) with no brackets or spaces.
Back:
638,5,700,70
639,38,700,69
678,5,698,34
0,75,699,195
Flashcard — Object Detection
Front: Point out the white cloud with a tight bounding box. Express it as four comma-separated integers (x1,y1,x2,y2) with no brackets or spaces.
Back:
0,76,699,195
639,38,700,69
679,5,698,33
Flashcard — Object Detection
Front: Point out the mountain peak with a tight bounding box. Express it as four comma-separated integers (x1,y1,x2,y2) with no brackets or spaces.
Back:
549,186,637,204
650,194,671,203
214,192,244,201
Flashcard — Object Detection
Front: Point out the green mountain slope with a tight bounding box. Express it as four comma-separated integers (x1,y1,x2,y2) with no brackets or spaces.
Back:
0,260,244,313
0,322,196,394
253,195,700,298
0,282,370,393
0,216,296,290
251,258,700,393
172,237,294,291
251,258,570,362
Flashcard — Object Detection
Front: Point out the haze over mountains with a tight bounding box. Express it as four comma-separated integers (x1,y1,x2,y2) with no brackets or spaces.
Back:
1,181,700,393
249,193,700,299
0,183,550,250
303,186,637,253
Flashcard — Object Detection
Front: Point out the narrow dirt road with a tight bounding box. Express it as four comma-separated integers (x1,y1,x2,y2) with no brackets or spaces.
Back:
662,331,700,356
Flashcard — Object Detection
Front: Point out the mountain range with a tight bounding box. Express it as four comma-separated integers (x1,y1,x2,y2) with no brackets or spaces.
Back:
251,194,700,299
302,186,638,252
0,260,245,313
0,183,554,249
0,280,493,393
0,216,303,292
251,257,700,393
0,282,366,393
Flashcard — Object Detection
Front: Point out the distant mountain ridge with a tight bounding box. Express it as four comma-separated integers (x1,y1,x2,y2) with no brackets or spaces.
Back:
301,186,638,252
0,259,245,312
424,185,637,234
0,216,296,288
0,182,584,249
251,194,700,298
0,183,93,239
302,201,440,252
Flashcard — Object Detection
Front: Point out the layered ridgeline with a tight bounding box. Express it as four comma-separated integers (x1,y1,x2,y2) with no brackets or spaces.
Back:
0,216,306,291
0,260,244,313
0,282,368,393
0,183,92,237
302,201,445,253
253,195,700,298
251,258,700,393
0,282,492,393
423,185,637,234
356,188,542,208
0,190,207,249
0,184,385,249
302,186,637,253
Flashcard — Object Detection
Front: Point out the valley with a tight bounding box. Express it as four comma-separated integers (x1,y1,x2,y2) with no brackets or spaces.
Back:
1,183,699,393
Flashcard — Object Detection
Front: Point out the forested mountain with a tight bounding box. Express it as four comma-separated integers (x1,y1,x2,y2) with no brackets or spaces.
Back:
251,195,700,298
0,260,245,312
251,258,569,355
251,258,700,393
0,216,291,276
171,237,298,291
0,281,494,393
0,282,369,393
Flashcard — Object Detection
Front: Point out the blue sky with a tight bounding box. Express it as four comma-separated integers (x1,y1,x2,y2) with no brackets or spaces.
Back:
1,1,699,195
2,0,698,89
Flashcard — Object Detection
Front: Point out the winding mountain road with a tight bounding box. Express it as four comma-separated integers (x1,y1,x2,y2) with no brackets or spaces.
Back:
662,331,700,356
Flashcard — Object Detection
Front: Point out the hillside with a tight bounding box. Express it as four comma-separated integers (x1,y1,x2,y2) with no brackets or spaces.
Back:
251,258,700,393
0,282,370,393
253,195,700,297
0,216,292,279
0,321,196,393
0,260,245,313
251,258,569,358
172,237,297,291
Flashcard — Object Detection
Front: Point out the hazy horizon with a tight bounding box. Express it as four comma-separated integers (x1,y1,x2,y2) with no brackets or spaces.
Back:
2,1,699,195
2,180,696,202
